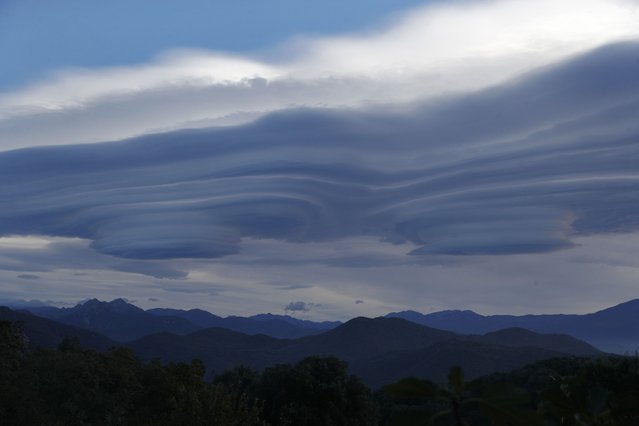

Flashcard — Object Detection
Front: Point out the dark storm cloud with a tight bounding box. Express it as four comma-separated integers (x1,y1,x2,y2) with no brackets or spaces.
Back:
1,42,639,260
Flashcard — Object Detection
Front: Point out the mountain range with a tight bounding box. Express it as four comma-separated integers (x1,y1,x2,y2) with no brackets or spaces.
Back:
16,298,639,354
24,299,338,341
0,306,115,351
127,317,599,388
386,299,639,353
0,299,607,388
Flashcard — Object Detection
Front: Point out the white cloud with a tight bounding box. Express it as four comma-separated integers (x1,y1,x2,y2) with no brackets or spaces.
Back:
1,0,638,151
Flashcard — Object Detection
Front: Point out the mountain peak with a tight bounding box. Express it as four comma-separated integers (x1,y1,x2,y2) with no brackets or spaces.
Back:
79,298,102,307
593,298,639,315
428,309,482,318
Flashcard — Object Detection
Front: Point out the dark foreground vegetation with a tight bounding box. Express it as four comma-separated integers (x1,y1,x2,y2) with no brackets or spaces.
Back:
2,320,639,425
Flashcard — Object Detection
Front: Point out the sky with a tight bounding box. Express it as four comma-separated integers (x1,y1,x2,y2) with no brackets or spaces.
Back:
1,0,639,320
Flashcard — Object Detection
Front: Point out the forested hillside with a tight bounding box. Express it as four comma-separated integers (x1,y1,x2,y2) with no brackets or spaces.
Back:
2,319,639,425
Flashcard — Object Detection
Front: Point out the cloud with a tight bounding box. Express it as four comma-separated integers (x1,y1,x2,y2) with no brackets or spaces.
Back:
355,300,364,304
1,0,638,151
17,274,40,280
275,284,313,291
2,232,639,319
0,236,189,279
2,42,639,260
284,301,311,312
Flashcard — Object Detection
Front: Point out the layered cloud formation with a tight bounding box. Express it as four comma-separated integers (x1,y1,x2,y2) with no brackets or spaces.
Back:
1,0,638,150
2,42,639,260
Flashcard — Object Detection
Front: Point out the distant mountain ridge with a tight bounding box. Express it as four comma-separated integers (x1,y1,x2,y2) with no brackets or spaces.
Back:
23,299,340,341
386,299,639,353
146,308,337,339
16,297,639,353
1,304,602,388
248,313,341,330
25,299,200,341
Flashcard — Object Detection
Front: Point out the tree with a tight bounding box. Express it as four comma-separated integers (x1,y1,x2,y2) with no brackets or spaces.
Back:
382,366,542,426
256,356,378,426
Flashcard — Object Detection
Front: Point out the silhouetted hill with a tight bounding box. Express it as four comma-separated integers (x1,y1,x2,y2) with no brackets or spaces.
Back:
285,317,458,361
472,327,600,356
128,327,289,375
0,306,114,351
126,316,600,387
353,340,568,388
25,299,200,341
387,300,639,353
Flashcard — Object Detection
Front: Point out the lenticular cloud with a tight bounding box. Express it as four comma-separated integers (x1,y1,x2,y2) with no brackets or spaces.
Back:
1,42,639,259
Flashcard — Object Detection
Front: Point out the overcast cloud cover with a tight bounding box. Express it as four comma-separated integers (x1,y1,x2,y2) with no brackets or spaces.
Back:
1,0,639,318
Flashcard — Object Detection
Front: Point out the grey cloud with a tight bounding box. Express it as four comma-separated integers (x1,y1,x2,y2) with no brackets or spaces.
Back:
275,284,313,290
158,281,225,295
2,42,639,259
17,274,40,280
0,239,189,279
355,300,364,304
284,301,310,312
159,286,214,294
113,262,188,279
320,254,415,268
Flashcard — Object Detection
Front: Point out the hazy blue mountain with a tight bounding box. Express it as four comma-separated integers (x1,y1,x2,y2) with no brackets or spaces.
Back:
26,300,338,340
23,297,636,354
147,308,223,328
218,316,327,339
249,313,341,330
147,307,331,339
126,316,600,387
24,299,200,342
386,300,639,353
0,306,115,351
0,298,53,309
